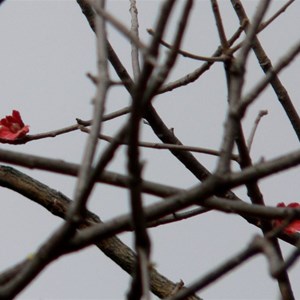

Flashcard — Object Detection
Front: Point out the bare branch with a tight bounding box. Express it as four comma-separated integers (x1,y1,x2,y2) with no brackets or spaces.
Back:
79,125,239,161
231,0,300,141
247,110,268,151
166,238,259,300
67,148,300,252
146,28,228,62
0,166,200,300
216,0,271,174
210,0,229,50
70,0,110,219
259,0,295,32
129,0,141,81
240,40,300,112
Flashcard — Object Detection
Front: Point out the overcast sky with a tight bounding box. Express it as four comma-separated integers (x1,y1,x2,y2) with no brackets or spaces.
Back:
0,1,300,299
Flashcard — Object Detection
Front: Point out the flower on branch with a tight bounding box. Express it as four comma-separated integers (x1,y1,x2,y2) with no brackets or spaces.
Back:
0,110,29,140
274,202,300,234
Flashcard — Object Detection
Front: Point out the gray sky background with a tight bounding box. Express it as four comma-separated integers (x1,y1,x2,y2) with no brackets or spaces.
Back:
0,0,300,299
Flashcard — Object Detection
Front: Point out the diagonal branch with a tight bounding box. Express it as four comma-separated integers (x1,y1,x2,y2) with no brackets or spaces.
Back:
0,166,201,300
231,0,300,141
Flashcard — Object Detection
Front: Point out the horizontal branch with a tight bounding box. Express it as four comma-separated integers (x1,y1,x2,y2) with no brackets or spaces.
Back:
0,148,181,198
79,126,240,161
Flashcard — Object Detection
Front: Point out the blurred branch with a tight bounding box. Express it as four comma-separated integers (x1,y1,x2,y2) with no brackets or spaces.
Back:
129,0,141,81
240,40,300,112
145,0,194,101
231,0,300,141
89,0,158,67
258,0,295,32
77,0,135,94
210,0,229,50
211,0,233,100
273,237,300,278
0,148,181,198
200,197,300,222
146,28,229,62
216,0,271,174
70,0,110,219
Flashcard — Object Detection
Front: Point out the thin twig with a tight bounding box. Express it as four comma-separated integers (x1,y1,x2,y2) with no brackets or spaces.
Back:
210,0,229,50
87,0,157,66
79,126,239,161
157,0,294,94
165,236,267,300
144,0,194,102
247,110,268,152
258,0,295,32
0,106,130,145
157,21,246,94
273,236,300,278
146,28,228,62
70,0,110,219
129,0,141,81
200,196,300,222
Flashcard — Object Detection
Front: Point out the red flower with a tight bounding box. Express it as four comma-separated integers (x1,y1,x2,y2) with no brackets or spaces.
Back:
274,202,300,234
0,110,29,140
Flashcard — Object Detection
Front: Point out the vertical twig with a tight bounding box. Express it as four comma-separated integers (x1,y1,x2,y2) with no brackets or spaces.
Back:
210,0,232,101
127,1,180,299
127,32,151,300
129,0,141,81
70,0,110,219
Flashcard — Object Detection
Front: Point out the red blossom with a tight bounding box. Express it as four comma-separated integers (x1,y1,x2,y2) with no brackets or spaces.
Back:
0,110,29,140
274,202,300,234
